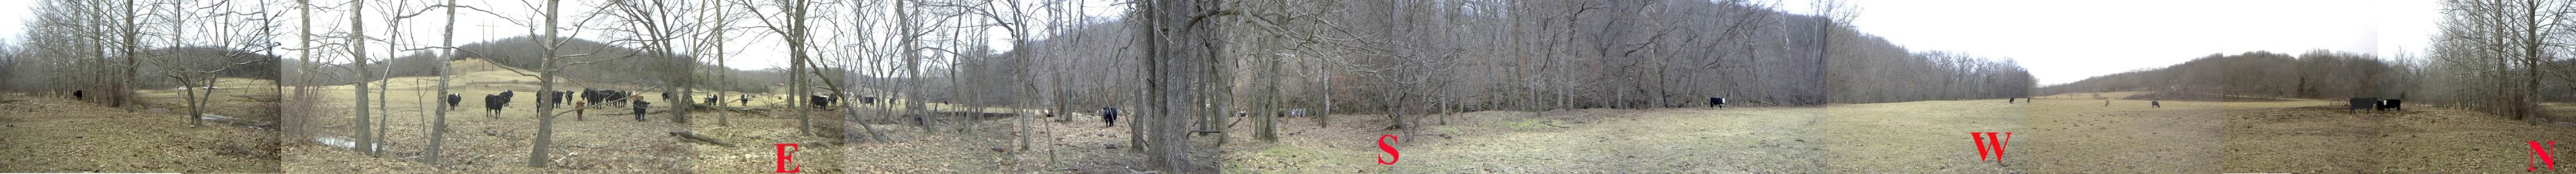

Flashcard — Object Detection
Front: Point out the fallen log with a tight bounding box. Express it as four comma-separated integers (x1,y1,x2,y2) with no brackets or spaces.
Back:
668,131,734,147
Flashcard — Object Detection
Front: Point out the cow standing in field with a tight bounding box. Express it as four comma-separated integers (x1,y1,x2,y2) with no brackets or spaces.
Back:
704,95,721,105
738,95,751,106
71,90,82,100
2348,97,2379,113
575,101,588,121
443,94,461,111
633,100,651,122
1101,107,1121,127
810,95,837,110
1708,97,1726,108
483,94,505,119
2151,100,2161,108
2378,99,2403,111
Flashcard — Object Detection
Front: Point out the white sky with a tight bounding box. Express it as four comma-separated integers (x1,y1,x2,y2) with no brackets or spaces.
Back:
1784,0,2441,85
0,0,2443,84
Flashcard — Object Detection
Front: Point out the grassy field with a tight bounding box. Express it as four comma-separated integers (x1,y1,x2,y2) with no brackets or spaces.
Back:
283,59,702,173
1223,107,1826,173
2220,100,2576,173
0,94,280,173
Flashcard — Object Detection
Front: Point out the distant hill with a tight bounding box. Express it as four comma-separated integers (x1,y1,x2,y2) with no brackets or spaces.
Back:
2037,51,2415,100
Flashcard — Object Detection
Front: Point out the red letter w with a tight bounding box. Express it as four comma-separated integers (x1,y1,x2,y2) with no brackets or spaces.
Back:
776,143,802,173
1973,132,2012,164
2535,141,2558,171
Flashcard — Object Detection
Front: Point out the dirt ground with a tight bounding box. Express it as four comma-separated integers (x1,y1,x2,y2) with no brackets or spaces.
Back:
0,94,281,173
1223,107,1826,173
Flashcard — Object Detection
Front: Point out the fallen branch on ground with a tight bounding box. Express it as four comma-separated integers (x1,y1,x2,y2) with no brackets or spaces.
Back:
668,131,734,147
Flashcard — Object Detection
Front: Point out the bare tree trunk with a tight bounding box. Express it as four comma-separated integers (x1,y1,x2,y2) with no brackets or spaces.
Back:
425,0,457,164
528,0,561,167
346,0,374,156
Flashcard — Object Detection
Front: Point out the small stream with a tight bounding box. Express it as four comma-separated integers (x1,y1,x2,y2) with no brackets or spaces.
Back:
313,136,387,152
193,114,278,131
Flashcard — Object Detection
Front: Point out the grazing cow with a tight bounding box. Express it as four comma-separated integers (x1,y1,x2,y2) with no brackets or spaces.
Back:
633,100,652,122
443,94,462,111
581,88,600,106
2348,97,2378,113
662,93,672,101
810,95,837,110
561,90,574,106
2008,98,2016,104
1708,97,1726,108
483,94,505,119
608,90,631,106
2151,100,2161,108
1101,107,1121,127
71,90,83,100
2378,99,2404,111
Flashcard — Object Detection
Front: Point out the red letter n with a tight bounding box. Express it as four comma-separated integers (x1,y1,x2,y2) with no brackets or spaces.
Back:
2535,141,2558,171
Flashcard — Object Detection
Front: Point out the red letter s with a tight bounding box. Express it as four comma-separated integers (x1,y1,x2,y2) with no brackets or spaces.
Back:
1377,134,1401,165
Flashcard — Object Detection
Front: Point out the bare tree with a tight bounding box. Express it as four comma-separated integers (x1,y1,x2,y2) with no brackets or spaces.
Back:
424,0,460,165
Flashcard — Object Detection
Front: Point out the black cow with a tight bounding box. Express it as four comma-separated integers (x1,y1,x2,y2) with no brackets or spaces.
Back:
561,90,574,106
633,100,651,122
483,94,505,119
443,94,462,111
738,95,751,105
1708,97,1726,108
860,96,877,104
2378,99,2403,111
810,95,837,110
71,90,83,100
581,88,599,105
1101,107,1121,127
2151,100,2161,109
2008,98,2016,104
606,90,631,106
704,95,722,105
2348,97,2378,113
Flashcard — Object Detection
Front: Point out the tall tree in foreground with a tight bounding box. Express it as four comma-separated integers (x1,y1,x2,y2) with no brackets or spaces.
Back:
528,0,563,167
425,0,459,164
347,0,376,156
1141,0,1221,171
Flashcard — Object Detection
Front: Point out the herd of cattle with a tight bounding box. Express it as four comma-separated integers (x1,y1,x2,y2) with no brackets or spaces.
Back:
421,88,911,121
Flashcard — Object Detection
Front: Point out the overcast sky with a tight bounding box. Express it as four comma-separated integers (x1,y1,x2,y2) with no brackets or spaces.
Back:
1783,0,2441,85
0,0,2442,84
